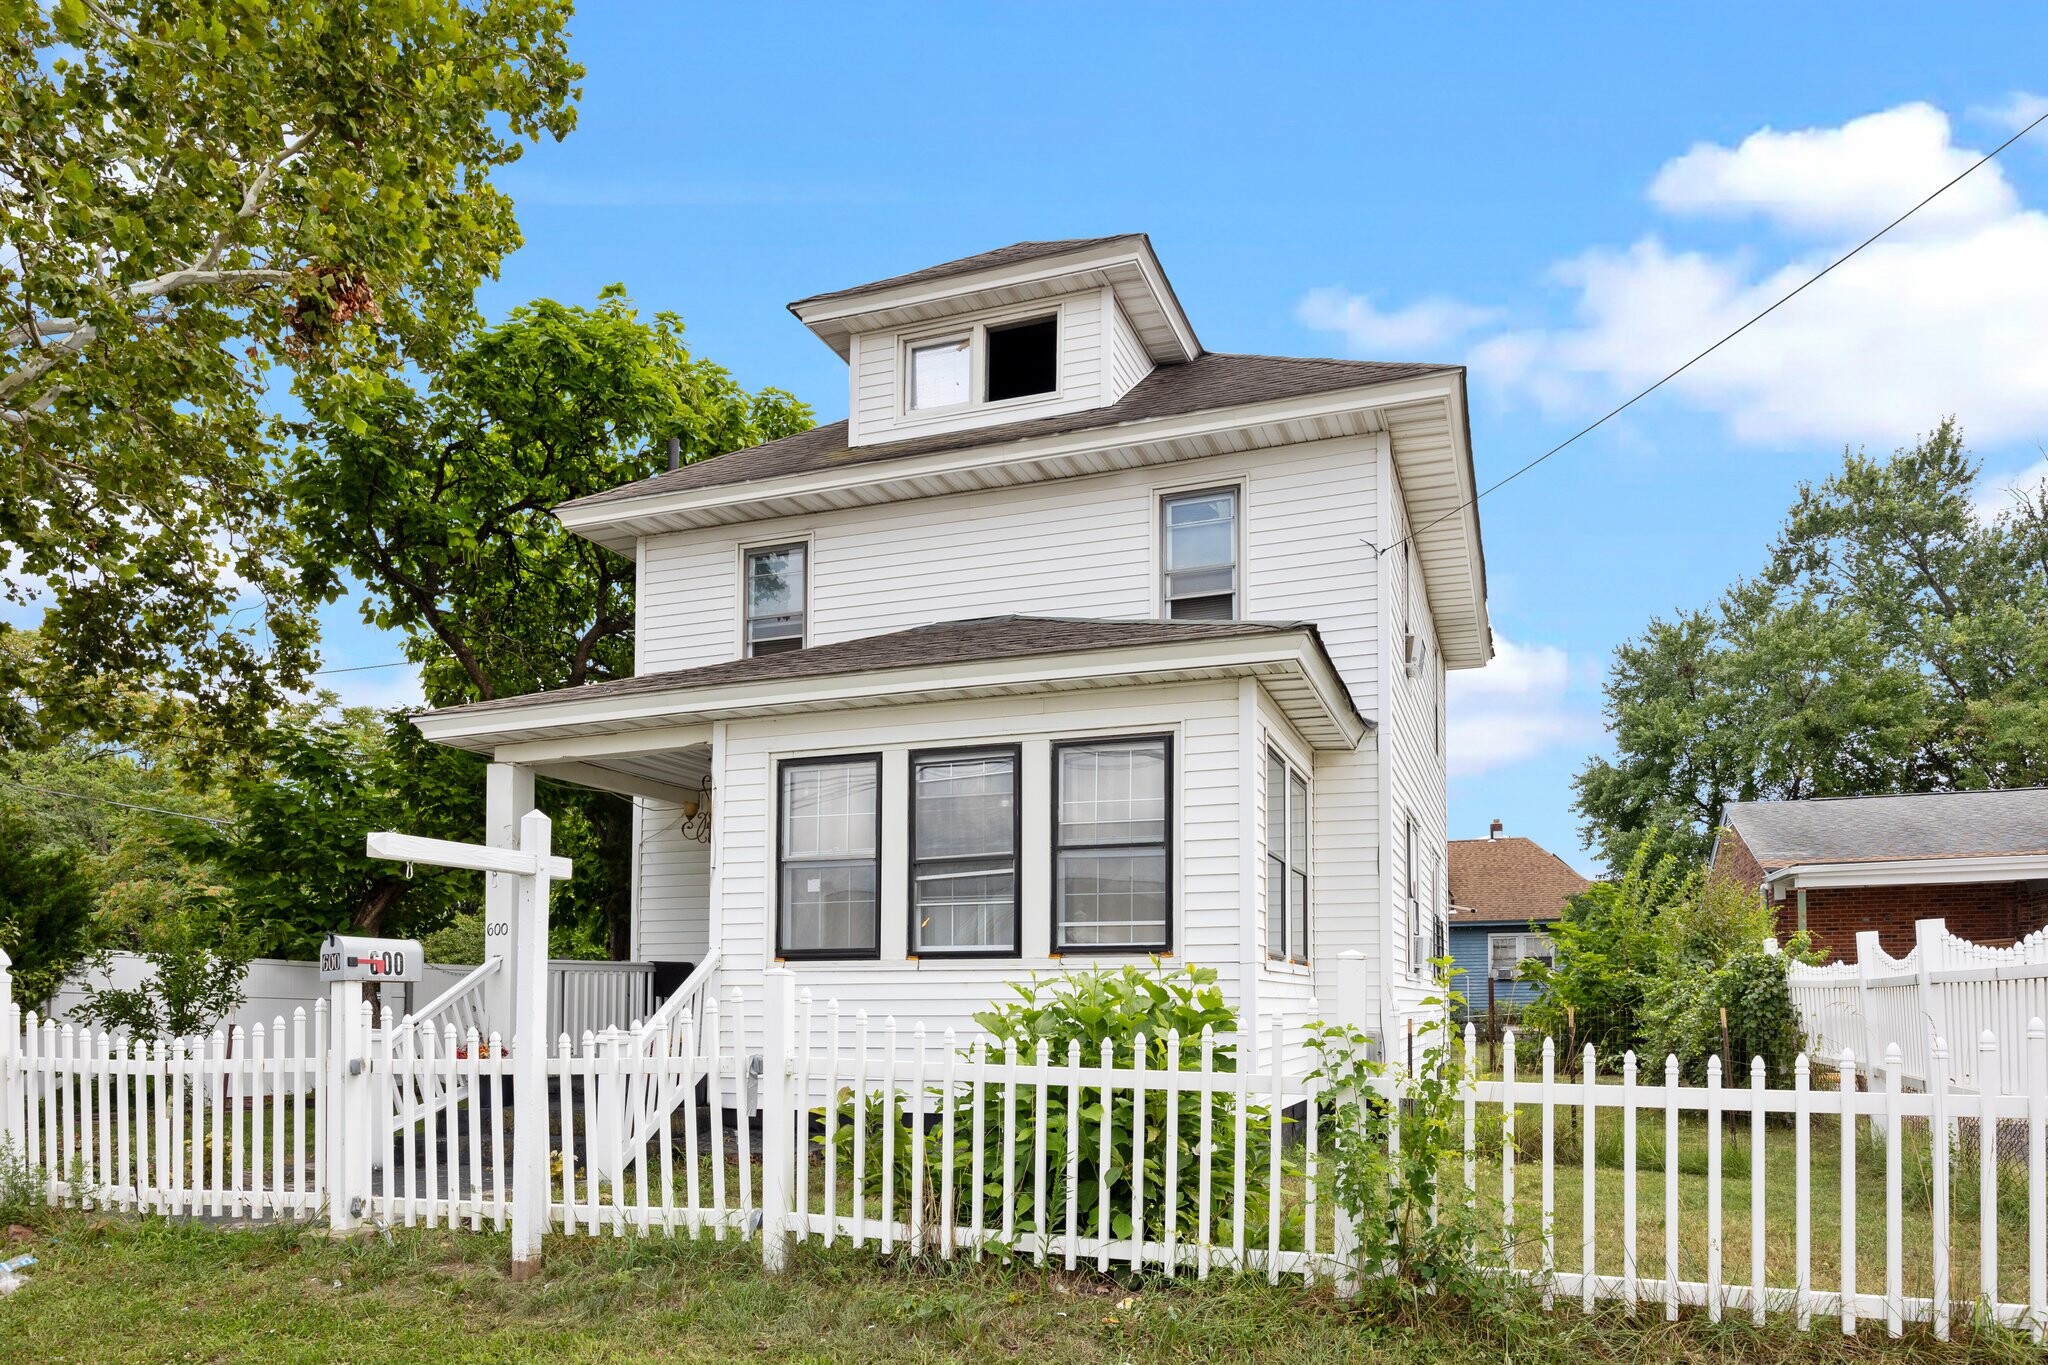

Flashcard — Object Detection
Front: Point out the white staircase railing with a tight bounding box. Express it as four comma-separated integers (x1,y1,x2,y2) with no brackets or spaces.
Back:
380,957,501,1166
622,952,722,1152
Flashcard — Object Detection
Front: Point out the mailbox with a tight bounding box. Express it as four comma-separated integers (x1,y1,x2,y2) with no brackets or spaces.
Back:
319,933,423,984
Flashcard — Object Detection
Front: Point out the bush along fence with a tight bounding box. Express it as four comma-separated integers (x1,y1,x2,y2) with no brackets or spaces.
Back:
7,944,2048,1342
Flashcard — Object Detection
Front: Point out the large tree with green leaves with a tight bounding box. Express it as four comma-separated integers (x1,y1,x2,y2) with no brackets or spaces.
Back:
288,289,812,955
0,0,581,756
1575,419,2048,867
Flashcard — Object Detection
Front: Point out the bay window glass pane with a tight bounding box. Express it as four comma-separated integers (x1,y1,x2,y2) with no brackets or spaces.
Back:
1057,741,1166,845
912,751,1016,953
1056,848,1167,946
779,759,878,955
910,337,970,410
1266,853,1287,956
1289,870,1309,962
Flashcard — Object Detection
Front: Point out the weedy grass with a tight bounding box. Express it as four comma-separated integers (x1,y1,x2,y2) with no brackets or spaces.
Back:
0,1210,2039,1363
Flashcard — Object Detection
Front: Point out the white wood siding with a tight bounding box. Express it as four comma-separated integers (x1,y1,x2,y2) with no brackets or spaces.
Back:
634,796,711,965
1105,293,1151,402
844,289,1117,448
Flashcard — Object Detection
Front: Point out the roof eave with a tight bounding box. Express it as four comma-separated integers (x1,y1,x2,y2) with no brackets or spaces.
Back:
1763,853,2048,897
410,629,1369,761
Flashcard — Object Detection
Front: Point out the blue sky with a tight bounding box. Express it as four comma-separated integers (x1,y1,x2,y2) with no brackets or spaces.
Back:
295,6,2048,873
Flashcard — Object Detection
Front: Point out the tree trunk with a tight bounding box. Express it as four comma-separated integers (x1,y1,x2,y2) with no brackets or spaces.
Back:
351,882,405,936
593,794,634,961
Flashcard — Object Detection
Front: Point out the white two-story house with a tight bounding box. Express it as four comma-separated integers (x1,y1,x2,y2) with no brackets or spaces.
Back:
410,235,1492,1057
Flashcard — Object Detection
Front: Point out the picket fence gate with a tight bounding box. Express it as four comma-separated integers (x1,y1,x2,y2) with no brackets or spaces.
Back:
8,953,2048,1343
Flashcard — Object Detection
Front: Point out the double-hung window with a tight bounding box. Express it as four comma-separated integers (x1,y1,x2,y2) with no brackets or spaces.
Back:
1161,488,1238,621
1489,931,1554,980
1053,736,1171,951
1264,748,1309,964
745,543,807,656
776,755,880,958
910,748,1019,955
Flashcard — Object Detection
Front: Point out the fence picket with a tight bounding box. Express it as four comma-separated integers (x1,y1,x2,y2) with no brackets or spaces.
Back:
1842,1046,1859,1337
1930,1036,1950,1341
1795,1052,1811,1331
1003,1033,1020,1259
880,1018,897,1257
1582,1042,1596,1313
1502,1031,1517,1274
941,1028,959,1261
1129,1032,1144,1275
1100,1036,1116,1275
1267,1017,1284,1285
1981,1030,2000,1322
1034,1035,1051,1267
1161,1031,1177,1275
1540,1036,1555,1308
1751,1054,1766,1325
1664,1052,1679,1321
2030,1018,2046,1341
1622,1050,1637,1314
1885,1043,1904,1338
1707,1054,1723,1322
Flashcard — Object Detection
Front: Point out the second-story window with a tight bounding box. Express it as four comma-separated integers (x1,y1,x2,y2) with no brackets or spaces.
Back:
1161,488,1238,621
745,543,807,656
909,336,971,410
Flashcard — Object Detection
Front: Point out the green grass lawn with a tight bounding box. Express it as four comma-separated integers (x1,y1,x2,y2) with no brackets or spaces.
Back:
1,1210,2042,1364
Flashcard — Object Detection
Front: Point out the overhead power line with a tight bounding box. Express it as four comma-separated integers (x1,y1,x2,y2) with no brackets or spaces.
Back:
311,659,414,675
1380,106,2048,562
3,779,230,826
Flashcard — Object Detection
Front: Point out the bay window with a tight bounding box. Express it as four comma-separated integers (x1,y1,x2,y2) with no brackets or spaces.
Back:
1265,748,1309,964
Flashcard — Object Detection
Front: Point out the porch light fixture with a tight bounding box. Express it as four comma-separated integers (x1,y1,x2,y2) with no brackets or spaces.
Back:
680,774,713,844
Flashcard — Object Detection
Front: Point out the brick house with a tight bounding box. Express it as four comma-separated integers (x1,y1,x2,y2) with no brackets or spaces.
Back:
1446,821,1591,1009
1714,789,2048,963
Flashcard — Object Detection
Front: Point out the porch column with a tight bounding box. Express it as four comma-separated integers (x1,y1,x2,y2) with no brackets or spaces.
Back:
484,762,536,1034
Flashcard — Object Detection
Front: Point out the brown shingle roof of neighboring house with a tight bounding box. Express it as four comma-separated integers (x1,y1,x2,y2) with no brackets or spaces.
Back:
559,352,1459,512
1723,788,2048,869
414,615,1352,722
788,235,1151,308
1448,836,1591,925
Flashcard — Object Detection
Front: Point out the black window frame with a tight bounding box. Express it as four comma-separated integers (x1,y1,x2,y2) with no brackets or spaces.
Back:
743,541,808,658
906,743,1023,960
1050,733,1175,955
773,751,883,962
1159,486,1241,622
1264,746,1311,966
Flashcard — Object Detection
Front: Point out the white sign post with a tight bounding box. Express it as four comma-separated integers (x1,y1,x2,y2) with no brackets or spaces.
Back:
364,812,568,1277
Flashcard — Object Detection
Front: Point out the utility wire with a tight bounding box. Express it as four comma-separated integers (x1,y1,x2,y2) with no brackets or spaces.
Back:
311,659,414,675
1379,107,2048,561
3,779,230,826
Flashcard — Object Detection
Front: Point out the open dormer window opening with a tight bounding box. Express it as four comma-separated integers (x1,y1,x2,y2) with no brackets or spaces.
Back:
985,315,1058,402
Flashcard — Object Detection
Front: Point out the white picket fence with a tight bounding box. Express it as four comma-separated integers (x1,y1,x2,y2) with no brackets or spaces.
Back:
10,950,2048,1342
1790,917,2048,1094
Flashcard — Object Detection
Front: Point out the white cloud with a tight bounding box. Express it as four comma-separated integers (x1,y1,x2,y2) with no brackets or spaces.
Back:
1975,455,2048,522
1471,101,2048,446
1295,286,1499,355
1648,103,2015,237
1972,91,2048,135
1446,636,1594,778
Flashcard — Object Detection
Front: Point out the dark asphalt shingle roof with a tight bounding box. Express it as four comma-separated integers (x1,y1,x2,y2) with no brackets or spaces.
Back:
561,352,1459,513
1725,789,2048,868
416,615,1339,721
788,236,1149,309
1448,836,1591,924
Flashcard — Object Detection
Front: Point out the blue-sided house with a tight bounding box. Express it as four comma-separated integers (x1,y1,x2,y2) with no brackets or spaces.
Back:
1447,822,1589,1013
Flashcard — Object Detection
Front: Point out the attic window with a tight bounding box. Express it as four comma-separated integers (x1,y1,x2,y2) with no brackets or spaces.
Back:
985,315,1058,402
910,336,970,410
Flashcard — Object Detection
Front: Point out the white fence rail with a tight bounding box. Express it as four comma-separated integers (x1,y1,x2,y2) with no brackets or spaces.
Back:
1790,917,2048,1094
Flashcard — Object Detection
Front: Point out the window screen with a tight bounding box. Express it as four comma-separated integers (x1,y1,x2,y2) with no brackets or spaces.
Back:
1054,737,1170,950
910,336,970,410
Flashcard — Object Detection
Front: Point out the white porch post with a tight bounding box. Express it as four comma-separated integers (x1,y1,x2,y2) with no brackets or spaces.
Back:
1332,949,1373,1295
326,980,374,1233
484,762,536,1036
511,809,557,1280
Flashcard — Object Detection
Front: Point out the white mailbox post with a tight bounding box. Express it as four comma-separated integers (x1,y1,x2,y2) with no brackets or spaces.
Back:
362,811,567,1277
320,933,424,1229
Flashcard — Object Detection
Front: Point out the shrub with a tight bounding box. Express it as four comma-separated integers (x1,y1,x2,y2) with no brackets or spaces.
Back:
815,960,1280,1255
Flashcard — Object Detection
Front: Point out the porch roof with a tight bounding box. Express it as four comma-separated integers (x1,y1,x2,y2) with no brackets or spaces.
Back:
408,616,1370,774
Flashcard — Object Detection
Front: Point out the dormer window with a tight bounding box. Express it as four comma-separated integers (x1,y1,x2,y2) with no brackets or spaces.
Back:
985,315,1058,402
910,336,970,411
903,312,1060,414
